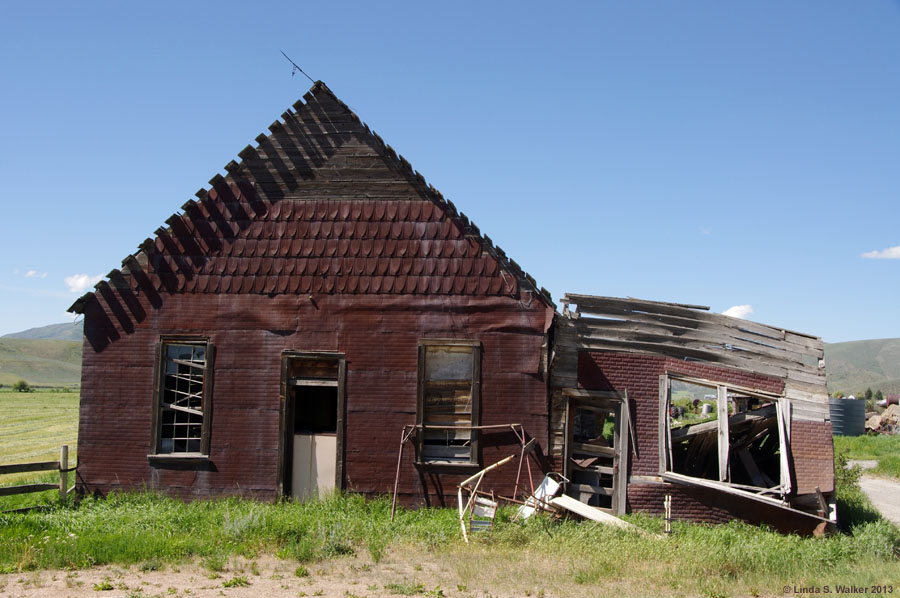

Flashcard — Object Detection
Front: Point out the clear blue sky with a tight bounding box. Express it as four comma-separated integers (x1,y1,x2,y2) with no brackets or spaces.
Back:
1,1,898,343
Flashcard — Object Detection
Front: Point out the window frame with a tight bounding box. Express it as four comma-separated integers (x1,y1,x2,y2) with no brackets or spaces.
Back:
149,336,215,460
415,339,482,469
658,373,791,498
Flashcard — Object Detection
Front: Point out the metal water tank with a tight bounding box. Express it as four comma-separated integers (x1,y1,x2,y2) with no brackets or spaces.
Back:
829,397,866,436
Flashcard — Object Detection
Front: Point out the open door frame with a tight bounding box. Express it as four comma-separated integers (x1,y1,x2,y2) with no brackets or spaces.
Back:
276,351,346,499
561,388,629,515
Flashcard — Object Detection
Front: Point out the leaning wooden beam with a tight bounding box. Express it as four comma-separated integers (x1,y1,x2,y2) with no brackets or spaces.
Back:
549,495,638,531
670,404,777,441
661,472,788,507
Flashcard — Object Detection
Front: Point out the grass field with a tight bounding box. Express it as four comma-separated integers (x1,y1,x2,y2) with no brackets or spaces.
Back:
2,393,899,597
1,492,898,596
0,390,79,508
834,434,900,479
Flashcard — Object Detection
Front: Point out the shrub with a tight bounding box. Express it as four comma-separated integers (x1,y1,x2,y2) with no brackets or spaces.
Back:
12,379,32,393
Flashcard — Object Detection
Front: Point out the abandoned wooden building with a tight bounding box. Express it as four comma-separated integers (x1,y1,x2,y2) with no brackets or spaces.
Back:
69,81,835,533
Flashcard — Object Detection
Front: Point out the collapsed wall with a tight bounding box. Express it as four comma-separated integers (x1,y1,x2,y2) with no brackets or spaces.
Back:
548,294,834,533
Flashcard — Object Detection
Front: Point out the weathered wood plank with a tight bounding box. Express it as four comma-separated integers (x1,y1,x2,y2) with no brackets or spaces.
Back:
0,483,58,497
571,442,616,457
0,461,59,475
717,386,730,483
570,325,821,378
561,388,624,400
556,335,793,380
572,316,811,367
659,375,669,474
563,294,823,355
569,463,616,475
568,483,614,496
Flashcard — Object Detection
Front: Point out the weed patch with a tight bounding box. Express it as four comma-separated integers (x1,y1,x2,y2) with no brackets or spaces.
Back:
384,579,426,595
222,575,250,588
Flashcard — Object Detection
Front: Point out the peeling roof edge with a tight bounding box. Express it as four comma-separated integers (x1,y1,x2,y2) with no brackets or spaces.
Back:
69,80,555,315
561,293,822,343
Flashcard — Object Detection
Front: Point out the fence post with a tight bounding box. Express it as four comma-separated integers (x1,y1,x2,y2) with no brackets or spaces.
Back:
59,445,68,505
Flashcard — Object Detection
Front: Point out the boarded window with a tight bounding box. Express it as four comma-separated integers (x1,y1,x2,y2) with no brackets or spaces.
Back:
417,341,481,465
153,339,214,455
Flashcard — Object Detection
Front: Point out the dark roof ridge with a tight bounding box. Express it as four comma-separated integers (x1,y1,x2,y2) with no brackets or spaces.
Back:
69,81,553,314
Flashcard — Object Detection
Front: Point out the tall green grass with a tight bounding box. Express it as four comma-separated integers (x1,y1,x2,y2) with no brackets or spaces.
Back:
833,434,900,462
834,434,900,479
1,489,898,592
873,455,900,479
0,493,458,573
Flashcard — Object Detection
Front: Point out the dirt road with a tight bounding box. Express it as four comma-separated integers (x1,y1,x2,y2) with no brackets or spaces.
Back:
848,459,900,527
859,476,900,527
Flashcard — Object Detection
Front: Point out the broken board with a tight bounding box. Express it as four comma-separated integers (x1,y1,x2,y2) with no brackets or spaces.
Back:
550,494,633,530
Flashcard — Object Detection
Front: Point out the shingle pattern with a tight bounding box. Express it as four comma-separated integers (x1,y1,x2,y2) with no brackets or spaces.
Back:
70,82,552,313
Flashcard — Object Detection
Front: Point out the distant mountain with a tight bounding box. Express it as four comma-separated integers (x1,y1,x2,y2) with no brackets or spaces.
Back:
825,338,900,396
0,338,82,387
2,321,83,341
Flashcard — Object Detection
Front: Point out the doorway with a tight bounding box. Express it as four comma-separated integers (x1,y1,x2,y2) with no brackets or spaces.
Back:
280,352,345,500
562,390,629,514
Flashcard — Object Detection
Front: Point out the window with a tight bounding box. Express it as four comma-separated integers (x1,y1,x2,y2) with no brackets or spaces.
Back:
417,340,481,466
660,374,789,496
151,339,214,456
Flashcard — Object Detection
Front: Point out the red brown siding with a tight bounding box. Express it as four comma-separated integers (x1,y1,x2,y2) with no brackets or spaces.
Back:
75,82,553,505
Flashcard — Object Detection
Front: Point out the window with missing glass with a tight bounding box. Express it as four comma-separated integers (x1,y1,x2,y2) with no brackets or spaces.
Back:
151,339,214,456
660,374,789,496
417,340,481,466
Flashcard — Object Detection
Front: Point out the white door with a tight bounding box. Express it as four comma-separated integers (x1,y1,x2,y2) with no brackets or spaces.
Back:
292,434,336,499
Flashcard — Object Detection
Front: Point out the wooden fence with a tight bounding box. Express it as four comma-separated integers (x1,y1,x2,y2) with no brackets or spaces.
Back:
0,445,75,506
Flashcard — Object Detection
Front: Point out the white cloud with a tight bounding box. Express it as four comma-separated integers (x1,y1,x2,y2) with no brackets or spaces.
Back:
723,304,754,319
24,270,47,278
65,273,103,293
861,245,900,259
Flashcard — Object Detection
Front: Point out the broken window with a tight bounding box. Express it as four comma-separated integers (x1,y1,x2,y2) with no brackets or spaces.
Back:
152,339,214,455
417,340,481,465
661,375,787,496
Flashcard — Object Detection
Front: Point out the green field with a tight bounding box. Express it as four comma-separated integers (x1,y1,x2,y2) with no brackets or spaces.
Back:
0,390,79,488
2,393,899,596
834,434,900,479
